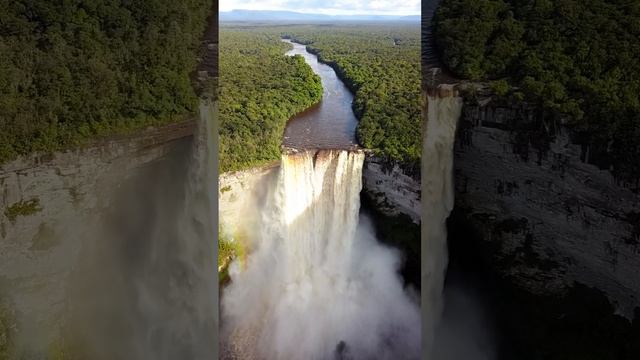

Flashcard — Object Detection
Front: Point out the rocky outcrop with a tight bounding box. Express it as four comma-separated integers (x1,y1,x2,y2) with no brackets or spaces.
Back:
0,120,194,343
218,163,279,239
362,154,421,224
454,96,640,316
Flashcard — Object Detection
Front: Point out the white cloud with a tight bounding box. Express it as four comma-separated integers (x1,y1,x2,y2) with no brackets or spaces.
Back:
220,0,420,15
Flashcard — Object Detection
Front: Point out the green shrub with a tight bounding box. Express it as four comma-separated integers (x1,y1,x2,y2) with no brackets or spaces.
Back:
4,199,41,223
218,230,248,284
490,79,510,97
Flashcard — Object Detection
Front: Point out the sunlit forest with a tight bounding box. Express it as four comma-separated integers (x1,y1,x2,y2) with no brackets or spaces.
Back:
218,28,322,172
283,25,422,168
219,24,421,172
0,0,211,163
435,0,640,184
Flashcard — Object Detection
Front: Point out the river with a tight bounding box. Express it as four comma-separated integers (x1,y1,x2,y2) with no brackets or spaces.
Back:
220,40,421,359
281,39,359,150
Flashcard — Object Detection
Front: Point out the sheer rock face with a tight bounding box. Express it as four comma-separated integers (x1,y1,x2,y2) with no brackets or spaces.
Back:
422,0,640,320
218,164,280,240
0,120,194,343
362,154,421,224
454,97,640,317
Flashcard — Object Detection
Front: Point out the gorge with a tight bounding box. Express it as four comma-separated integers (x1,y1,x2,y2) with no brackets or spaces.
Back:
0,2,220,356
424,0,640,358
219,38,421,359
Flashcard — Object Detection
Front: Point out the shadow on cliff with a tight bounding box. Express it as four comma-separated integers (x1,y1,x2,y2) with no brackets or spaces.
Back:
446,207,640,360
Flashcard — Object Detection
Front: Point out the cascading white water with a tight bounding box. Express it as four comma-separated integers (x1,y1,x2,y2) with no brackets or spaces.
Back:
63,99,218,360
422,88,463,357
279,151,363,282
221,149,420,360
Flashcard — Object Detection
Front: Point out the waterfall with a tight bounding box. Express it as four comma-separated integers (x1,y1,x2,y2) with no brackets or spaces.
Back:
221,149,420,360
64,99,217,359
422,88,463,357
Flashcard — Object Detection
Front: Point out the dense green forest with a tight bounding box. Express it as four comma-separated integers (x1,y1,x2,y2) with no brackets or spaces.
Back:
0,0,211,163
219,28,322,172
434,0,640,184
284,25,422,167
219,24,420,172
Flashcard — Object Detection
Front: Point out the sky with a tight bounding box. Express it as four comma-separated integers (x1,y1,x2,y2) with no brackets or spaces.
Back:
220,0,421,16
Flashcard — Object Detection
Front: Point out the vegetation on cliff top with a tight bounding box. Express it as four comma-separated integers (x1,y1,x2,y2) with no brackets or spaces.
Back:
284,25,422,168
219,27,322,172
435,0,640,184
0,0,211,164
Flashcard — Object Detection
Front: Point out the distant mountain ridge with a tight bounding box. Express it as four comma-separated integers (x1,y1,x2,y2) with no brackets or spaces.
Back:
220,9,420,23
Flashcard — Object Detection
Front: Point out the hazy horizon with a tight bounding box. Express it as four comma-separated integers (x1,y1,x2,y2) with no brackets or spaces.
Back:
220,0,420,16
219,9,420,22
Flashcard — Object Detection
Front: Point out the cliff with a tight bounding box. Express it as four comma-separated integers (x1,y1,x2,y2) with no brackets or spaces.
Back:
218,163,279,240
424,0,640,355
362,154,421,224
218,153,421,235
0,120,195,349
453,94,640,316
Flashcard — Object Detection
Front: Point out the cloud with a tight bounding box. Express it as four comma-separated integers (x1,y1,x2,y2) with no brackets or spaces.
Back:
220,0,420,15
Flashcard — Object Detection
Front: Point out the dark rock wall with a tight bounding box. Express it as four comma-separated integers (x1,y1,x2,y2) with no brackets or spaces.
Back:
454,97,640,316
362,153,421,224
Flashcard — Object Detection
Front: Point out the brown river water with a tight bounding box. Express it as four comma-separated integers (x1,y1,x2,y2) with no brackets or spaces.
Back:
282,39,359,150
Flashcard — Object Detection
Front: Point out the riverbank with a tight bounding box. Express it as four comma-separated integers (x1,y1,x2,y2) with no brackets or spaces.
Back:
218,27,322,172
282,25,421,169
282,39,359,150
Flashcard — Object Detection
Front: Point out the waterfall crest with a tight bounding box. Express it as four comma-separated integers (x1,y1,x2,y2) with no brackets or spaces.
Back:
221,149,420,360
422,89,463,357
